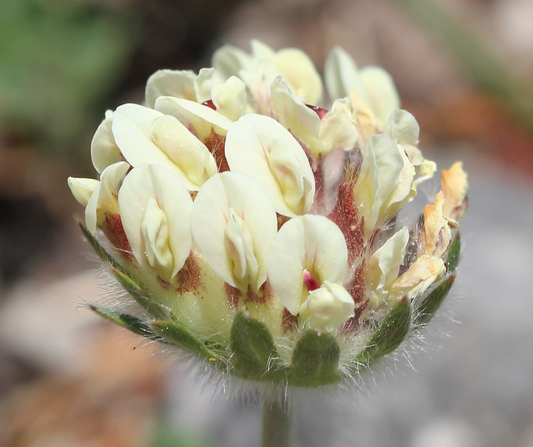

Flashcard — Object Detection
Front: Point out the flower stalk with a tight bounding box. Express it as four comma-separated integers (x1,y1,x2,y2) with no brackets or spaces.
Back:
261,393,291,447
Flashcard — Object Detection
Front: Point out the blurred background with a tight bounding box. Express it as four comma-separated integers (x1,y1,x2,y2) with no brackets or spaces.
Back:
1,0,533,446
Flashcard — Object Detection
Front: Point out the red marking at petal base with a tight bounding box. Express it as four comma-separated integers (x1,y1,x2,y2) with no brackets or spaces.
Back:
303,269,320,291
281,308,299,334
245,280,275,306
176,252,201,294
225,283,241,309
306,104,328,119
104,212,133,259
202,100,216,110
204,130,229,172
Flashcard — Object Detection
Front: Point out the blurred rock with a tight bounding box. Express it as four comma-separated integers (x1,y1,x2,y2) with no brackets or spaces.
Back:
0,270,167,447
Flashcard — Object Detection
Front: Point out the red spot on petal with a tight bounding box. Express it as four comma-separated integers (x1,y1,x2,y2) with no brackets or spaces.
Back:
306,104,328,120
202,100,216,110
303,269,320,291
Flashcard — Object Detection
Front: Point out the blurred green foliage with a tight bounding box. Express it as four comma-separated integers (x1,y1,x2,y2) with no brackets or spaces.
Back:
0,0,137,160
147,424,209,447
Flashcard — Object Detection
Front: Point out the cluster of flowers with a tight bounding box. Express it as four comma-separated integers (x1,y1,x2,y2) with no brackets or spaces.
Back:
69,41,467,388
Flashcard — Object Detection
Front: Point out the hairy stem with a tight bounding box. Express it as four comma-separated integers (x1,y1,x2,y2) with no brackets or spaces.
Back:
261,393,291,447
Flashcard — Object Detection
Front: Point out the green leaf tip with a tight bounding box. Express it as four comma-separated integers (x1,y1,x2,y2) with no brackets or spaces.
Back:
111,268,169,320
79,223,124,272
90,305,158,339
289,330,341,387
446,232,461,272
79,223,169,320
151,320,220,361
414,274,456,326
355,297,412,369
230,312,286,381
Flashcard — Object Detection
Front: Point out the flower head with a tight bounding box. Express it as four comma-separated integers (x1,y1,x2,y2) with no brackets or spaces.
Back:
68,40,468,389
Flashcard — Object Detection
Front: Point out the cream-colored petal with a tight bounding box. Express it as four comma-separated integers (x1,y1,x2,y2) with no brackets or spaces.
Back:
145,69,197,108
85,162,130,235
118,164,193,280
354,134,415,235
191,172,277,291
271,77,322,158
441,162,468,221
212,44,254,79
383,109,419,150
319,98,359,155
112,104,167,166
274,48,323,105
420,192,452,258
91,110,122,173
325,46,367,102
68,177,99,207
155,96,232,141
194,68,225,103
383,109,436,183
225,114,315,216
383,146,417,220
300,281,355,331
250,39,276,60
392,255,445,299
268,215,348,315
365,226,409,306
418,160,437,179
212,76,247,121
321,149,347,214
359,66,400,127
348,91,379,147
112,104,216,190
150,115,217,188
140,198,173,272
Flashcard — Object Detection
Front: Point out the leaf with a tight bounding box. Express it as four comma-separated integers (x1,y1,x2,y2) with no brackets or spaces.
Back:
230,312,286,381
90,305,159,339
355,297,412,369
414,274,456,326
446,232,461,272
151,320,220,362
289,330,341,387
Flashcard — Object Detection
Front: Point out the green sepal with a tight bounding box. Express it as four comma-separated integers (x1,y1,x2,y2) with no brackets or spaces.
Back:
446,232,461,272
414,274,456,326
289,330,341,387
355,297,412,369
152,320,221,362
79,223,170,320
79,223,125,273
230,312,286,381
90,305,159,339
112,268,168,320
